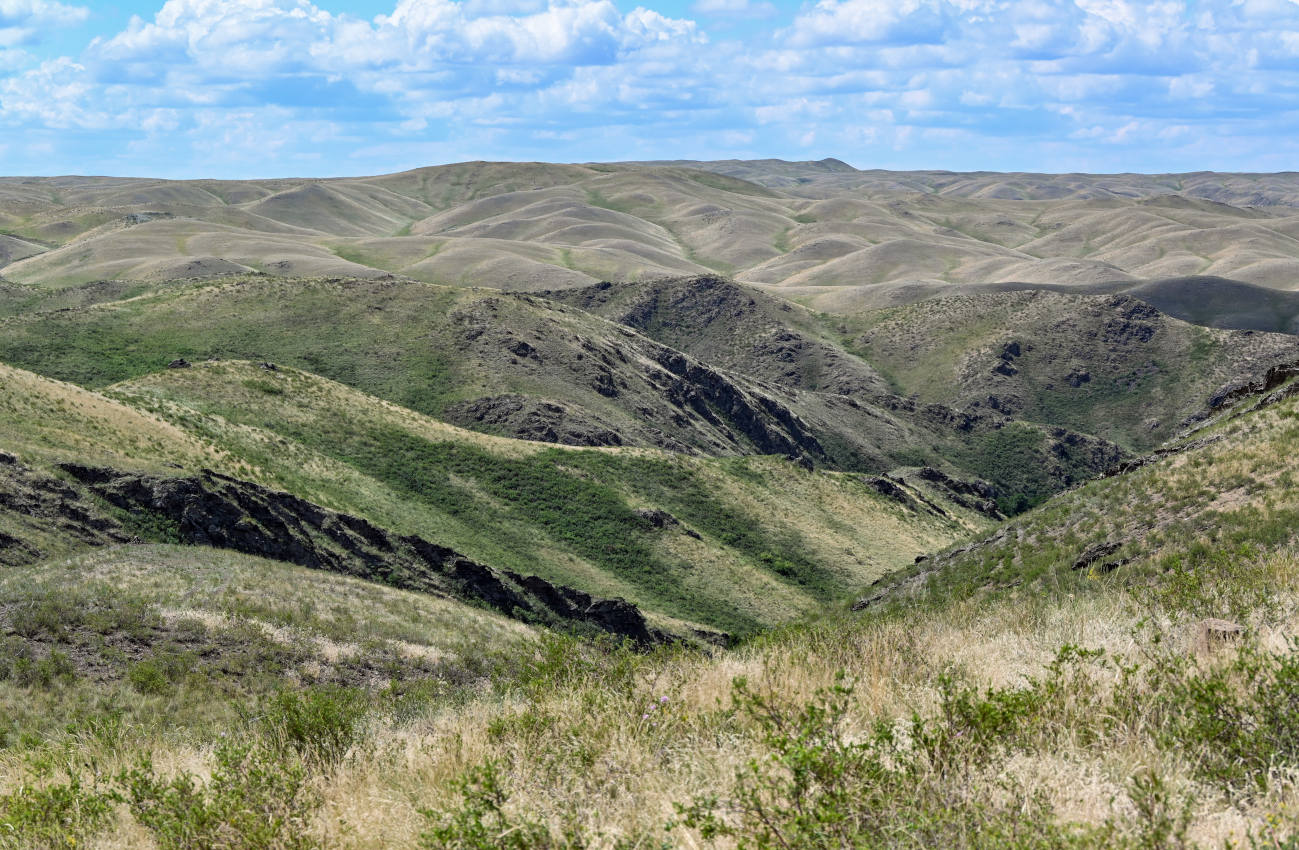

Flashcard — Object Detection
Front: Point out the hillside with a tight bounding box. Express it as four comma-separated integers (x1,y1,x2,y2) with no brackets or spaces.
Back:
7,162,1299,308
5,160,1299,849
0,358,993,640
5,323,1299,849
0,274,1156,511
844,289,1299,449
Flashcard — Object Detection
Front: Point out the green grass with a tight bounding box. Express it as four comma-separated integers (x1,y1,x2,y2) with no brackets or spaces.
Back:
96,360,975,632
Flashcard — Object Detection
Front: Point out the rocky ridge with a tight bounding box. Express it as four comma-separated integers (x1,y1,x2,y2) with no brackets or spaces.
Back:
9,458,695,647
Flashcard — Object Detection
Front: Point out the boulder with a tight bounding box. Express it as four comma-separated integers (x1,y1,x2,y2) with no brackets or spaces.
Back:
1195,618,1244,654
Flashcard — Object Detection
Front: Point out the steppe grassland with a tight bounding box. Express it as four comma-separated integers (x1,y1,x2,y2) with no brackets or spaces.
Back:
112,361,980,631
6,544,1297,848
2,387,1298,848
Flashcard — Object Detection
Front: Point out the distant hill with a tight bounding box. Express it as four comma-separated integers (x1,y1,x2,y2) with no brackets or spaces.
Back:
6,161,1299,309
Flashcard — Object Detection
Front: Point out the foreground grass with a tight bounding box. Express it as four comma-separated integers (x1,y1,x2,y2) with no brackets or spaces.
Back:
2,537,1298,848
5,365,1299,848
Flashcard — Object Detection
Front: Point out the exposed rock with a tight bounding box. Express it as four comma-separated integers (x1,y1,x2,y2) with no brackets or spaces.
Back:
0,457,134,564
1071,540,1123,572
57,463,682,647
167,358,191,369
1195,617,1244,654
864,475,954,518
653,349,824,463
634,508,677,528
691,628,731,648
1207,362,1299,410
442,394,627,448
259,361,277,371
916,467,1004,519
1104,434,1225,477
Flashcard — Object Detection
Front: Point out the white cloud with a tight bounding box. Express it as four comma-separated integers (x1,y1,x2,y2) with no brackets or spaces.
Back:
0,0,87,48
691,0,776,18
784,0,950,48
3,0,1299,175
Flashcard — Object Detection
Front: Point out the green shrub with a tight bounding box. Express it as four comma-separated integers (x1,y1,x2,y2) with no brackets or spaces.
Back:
0,764,119,850
128,651,194,696
677,672,1107,850
420,760,554,850
120,740,319,850
257,685,368,768
1145,637,1299,793
5,649,77,690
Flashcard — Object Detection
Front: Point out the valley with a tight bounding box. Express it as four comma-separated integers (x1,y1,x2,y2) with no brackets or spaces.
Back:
2,160,1299,848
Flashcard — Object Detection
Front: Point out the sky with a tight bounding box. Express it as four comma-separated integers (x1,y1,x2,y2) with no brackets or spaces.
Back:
2,0,1299,178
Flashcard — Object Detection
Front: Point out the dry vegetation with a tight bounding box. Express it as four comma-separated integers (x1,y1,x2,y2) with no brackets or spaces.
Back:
4,378,1299,848
5,161,1299,848
9,163,1299,328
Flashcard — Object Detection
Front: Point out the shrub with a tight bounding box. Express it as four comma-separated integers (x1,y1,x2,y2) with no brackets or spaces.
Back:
420,760,554,850
1145,637,1299,793
677,672,1106,850
119,740,319,850
257,685,369,768
128,651,194,696
0,764,119,850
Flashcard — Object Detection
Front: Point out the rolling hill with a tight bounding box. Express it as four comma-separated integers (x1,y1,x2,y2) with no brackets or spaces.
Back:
6,161,1299,313
6,160,1299,849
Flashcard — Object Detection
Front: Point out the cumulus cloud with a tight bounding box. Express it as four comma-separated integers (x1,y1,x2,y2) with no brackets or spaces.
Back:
691,0,776,18
0,0,87,47
1,0,1299,175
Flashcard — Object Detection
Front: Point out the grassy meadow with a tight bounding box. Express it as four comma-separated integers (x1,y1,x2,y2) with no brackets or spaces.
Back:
3,377,1299,847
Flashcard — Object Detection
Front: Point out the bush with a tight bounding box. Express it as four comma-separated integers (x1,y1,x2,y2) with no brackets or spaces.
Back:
257,685,368,768
128,651,194,696
3,649,77,690
420,760,555,850
1146,637,1299,793
0,764,119,850
677,672,1107,850
119,740,319,850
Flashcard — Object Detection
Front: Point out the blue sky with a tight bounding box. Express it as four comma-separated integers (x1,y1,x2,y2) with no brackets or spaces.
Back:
2,0,1299,178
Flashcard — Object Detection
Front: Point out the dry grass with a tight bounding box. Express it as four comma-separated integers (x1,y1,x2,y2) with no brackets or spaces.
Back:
3,544,1278,849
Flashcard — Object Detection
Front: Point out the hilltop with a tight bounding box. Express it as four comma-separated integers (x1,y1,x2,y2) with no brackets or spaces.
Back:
7,162,1299,329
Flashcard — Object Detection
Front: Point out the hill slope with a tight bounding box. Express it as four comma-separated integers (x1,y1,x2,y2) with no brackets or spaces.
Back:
0,358,991,638
8,162,1299,301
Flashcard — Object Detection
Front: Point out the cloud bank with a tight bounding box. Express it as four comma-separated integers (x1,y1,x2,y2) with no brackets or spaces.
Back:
1,0,1298,176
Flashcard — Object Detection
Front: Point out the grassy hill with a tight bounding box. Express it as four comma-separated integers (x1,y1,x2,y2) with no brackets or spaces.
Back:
844,289,1299,450
4,342,1299,849
0,274,1142,511
8,162,1299,300
0,357,989,639
6,161,1299,848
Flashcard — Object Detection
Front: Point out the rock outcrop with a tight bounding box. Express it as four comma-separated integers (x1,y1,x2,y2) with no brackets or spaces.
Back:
58,463,682,646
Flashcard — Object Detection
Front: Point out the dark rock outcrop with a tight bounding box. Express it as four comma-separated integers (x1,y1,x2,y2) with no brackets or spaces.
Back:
443,395,627,448
916,467,1004,519
58,463,682,647
1071,540,1126,573
0,459,133,564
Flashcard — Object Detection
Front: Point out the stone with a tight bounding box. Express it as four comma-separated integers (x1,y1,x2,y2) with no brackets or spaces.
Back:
1072,540,1121,571
167,358,191,369
1196,618,1244,654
